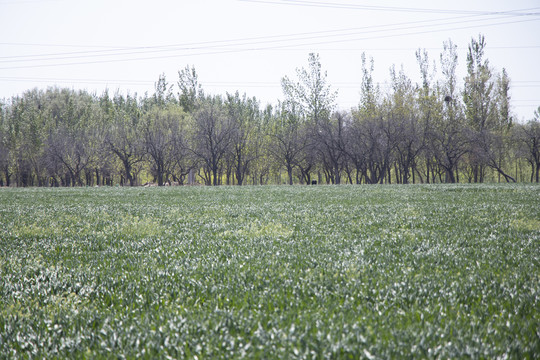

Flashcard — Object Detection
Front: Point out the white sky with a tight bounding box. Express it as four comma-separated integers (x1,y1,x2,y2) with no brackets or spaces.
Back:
1,0,539,121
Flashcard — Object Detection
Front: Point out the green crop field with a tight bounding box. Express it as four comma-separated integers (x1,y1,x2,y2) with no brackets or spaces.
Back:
1,184,539,359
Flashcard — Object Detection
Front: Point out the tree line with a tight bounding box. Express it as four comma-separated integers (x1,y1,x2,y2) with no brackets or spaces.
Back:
1,35,539,187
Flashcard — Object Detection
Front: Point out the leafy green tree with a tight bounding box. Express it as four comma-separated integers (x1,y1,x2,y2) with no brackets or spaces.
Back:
281,53,337,125
154,74,176,107
281,53,337,183
495,68,512,129
464,35,496,132
463,35,515,182
487,68,515,182
7,90,46,186
0,37,533,186
389,65,423,184
349,53,381,184
429,39,468,183
415,48,439,183
474,67,516,183
0,100,12,186
250,104,274,185
178,65,203,113
463,34,496,182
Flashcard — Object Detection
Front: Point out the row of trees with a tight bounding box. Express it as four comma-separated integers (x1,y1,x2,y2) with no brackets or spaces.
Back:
1,35,539,187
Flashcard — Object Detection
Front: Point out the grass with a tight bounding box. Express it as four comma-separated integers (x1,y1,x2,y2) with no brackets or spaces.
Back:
0,184,539,359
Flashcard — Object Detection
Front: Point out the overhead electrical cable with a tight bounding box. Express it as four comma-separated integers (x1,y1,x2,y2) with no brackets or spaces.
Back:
0,12,506,61
2,43,539,62
1,6,539,63
0,15,538,70
239,0,540,16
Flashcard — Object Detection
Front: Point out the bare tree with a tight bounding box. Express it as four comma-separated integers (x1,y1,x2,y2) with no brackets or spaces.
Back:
475,129,515,182
142,106,184,186
268,104,308,185
105,112,144,186
353,115,394,184
191,97,233,186
515,113,540,182
226,92,261,185
46,126,96,186
314,111,349,184
294,129,317,185
169,114,195,185
345,119,369,184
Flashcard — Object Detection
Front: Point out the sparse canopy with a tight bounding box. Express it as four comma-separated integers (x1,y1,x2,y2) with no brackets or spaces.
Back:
0,35,537,186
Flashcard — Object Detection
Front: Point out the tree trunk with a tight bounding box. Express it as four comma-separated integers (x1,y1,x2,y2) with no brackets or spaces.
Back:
3,167,10,187
157,165,164,186
212,164,218,186
287,165,293,185
236,164,243,186
445,167,455,183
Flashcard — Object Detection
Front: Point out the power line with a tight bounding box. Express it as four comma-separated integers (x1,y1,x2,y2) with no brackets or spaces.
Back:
262,17,540,52
0,76,153,86
0,0,62,4
0,16,537,70
240,0,540,16
1,7,538,64
0,12,499,61
0,42,129,49
2,44,538,62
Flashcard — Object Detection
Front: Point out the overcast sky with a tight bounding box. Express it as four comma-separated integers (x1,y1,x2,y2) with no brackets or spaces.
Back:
1,0,539,121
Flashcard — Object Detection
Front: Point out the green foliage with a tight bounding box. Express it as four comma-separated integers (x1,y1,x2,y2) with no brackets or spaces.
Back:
357,52,380,120
178,65,203,113
1,185,539,358
281,53,337,124
464,34,496,131
1,35,539,187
